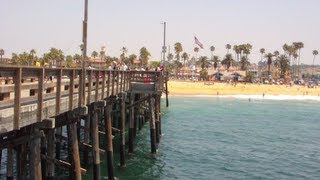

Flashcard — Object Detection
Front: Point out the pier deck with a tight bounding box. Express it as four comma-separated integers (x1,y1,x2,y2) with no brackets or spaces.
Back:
0,66,168,179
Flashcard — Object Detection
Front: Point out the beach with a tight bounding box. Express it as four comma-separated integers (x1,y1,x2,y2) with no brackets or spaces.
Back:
167,80,320,96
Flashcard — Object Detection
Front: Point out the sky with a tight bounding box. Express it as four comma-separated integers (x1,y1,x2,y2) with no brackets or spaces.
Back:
1,0,320,64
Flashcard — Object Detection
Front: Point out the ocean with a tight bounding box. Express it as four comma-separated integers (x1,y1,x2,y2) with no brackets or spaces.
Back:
84,96,320,179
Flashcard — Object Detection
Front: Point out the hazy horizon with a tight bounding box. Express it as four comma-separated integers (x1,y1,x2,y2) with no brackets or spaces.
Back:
1,0,319,64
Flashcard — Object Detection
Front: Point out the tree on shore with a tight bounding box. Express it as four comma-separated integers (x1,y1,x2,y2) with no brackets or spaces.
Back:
181,52,189,67
139,47,151,67
221,54,234,70
265,53,274,76
225,44,231,54
91,51,98,59
65,55,73,67
194,47,199,59
128,54,137,67
278,55,290,78
0,49,4,61
30,49,36,66
233,45,241,61
312,50,319,76
212,56,220,70
167,53,174,62
73,54,82,66
293,42,304,76
120,47,128,62
174,42,183,61
210,46,215,59
240,56,250,71
259,48,265,62
196,56,211,80
43,48,64,67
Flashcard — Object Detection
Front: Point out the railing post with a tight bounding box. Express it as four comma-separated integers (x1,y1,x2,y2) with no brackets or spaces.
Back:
14,68,22,130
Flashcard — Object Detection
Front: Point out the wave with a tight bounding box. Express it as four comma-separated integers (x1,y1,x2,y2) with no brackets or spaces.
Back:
166,94,320,101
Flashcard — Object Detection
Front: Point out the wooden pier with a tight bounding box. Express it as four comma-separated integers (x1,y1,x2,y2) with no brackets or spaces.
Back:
0,66,168,180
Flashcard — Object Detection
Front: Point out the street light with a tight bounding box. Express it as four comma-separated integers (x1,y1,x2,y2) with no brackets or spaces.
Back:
161,22,166,66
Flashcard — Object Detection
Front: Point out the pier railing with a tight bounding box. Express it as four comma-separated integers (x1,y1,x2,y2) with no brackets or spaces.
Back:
0,66,164,134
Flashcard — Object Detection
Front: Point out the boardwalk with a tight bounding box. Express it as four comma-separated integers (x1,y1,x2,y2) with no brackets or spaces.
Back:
0,66,168,179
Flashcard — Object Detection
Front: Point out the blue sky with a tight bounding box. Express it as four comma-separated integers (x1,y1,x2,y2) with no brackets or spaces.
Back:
1,0,319,64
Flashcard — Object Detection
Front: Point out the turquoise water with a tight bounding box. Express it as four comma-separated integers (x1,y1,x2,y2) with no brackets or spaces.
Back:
84,96,320,180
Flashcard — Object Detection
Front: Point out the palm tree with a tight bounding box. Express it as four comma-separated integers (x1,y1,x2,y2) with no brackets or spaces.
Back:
66,55,73,67
181,52,189,66
0,49,4,62
243,43,253,58
120,47,128,62
99,50,106,69
212,56,220,70
91,51,98,58
233,45,241,61
259,48,265,62
265,53,274,76
312,50,319,76
167,53,174,62
221,54,234,70
30,49,36,66
293,42,304,77
278,55,290,78
128,54,137,67
225,44,231,54
273,51,280,57
240,56,250,71
73,54,82,66
196,56,211,80
194,47,199,59
139,47,151,67
210,46,215,59
174,42,183,61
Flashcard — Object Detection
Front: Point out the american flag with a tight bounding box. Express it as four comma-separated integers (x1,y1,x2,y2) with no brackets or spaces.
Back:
194,36,204,49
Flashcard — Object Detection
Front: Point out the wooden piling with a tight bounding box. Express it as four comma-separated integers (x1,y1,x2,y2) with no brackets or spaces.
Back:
155,95,160,144
67,113,81,180
105,98,115,180
119,93,126,167
17,143,27,180
7,147,14,180
41,136,47,179
55,69,62,160
46,129,55,179
29,128,42,180
128,93,135,154
165,71,169,107
148,96,157,154
91,103,101,180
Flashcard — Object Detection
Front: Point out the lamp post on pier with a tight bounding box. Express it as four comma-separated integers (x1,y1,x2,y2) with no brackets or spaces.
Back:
161,22,166,66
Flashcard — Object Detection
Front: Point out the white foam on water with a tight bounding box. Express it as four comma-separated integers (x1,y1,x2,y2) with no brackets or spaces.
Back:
166,94,320,101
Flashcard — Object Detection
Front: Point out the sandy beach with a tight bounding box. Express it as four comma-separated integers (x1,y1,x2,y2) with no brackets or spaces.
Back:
167,81,320,96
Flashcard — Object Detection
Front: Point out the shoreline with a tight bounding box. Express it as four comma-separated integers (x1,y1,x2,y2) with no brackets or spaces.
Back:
166,81,320,100
167,94,320,101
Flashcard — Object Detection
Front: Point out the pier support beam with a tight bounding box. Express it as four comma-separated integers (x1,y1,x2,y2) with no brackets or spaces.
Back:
105,97,115,180
46,129,55,179
7,147,14,180
66,112,81,180
148,96,157,154
155,95,160,144
91,103,101,180
128,93,135,154
17,143,27,180
119,93,126,167
30,128,42,180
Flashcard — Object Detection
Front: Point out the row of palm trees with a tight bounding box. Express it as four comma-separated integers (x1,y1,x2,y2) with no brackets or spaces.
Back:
1,46,152,69
165,41,319,79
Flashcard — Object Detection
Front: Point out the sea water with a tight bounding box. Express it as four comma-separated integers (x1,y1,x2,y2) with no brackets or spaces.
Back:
84,96,320,180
